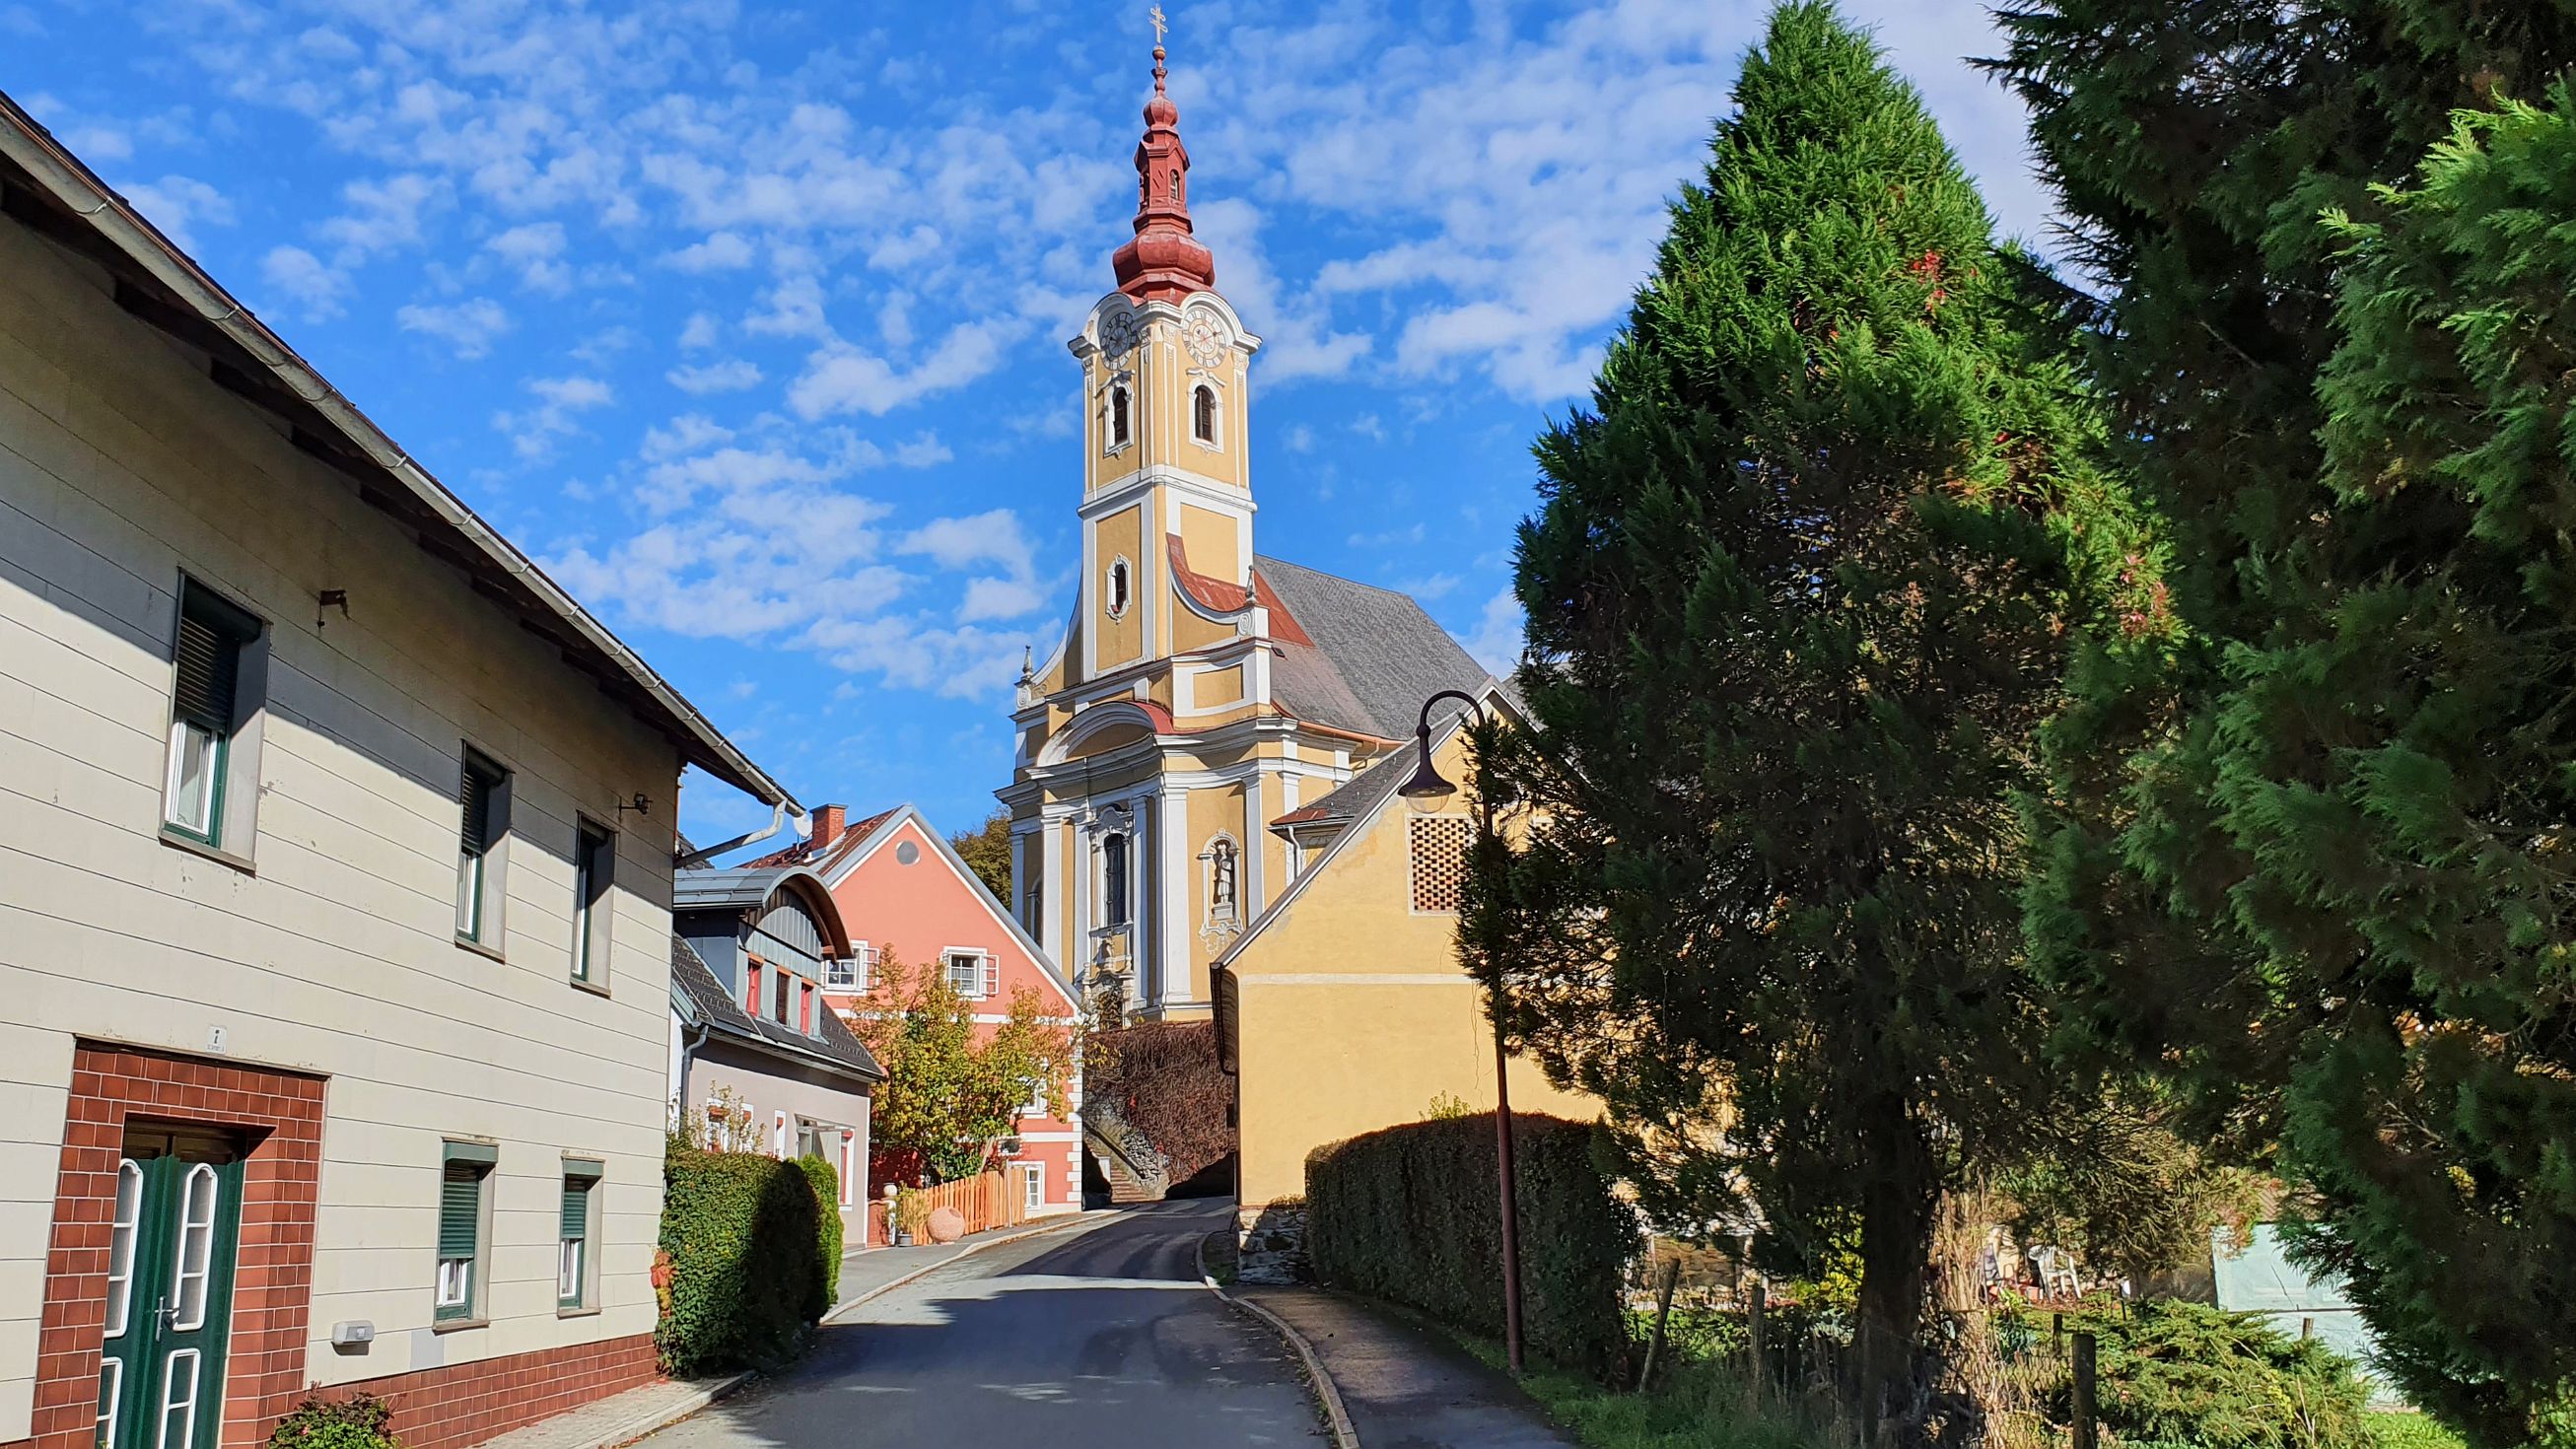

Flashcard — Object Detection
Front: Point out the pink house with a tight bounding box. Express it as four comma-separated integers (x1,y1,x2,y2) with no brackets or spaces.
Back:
758,804,1083,1227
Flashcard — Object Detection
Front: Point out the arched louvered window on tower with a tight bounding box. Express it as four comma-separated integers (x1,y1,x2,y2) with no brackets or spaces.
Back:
1193,384,1218,444
1109,384,1131,448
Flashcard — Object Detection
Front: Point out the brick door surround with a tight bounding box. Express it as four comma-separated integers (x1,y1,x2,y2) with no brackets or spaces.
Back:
12,1043,326,1449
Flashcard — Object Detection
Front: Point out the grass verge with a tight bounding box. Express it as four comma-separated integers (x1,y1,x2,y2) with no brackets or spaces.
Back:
1434,1321,1831,1449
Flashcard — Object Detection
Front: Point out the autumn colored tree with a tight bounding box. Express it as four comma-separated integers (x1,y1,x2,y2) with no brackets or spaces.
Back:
949,807,1013,904
844,950,1073,1185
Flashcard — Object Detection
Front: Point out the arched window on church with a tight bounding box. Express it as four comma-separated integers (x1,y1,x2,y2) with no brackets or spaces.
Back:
1105,559,1132,619
1108,383,1132,448
1170,168,1183,203
1193,383,1218,444
1101,832,1130,930
1207,837,1238,924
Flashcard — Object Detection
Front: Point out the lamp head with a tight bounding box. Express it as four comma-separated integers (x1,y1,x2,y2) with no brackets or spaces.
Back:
1397,728,1457,807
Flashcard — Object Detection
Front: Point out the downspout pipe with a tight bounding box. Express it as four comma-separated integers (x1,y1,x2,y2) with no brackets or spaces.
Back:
676,800,807,869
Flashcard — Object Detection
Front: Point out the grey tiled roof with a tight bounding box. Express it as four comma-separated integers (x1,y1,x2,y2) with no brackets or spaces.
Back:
669,937,884,1083
1255,555,1489,740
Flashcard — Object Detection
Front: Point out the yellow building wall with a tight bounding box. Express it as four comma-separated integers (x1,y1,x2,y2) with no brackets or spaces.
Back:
1224,729,1598,1210
1093,503,1144,668
1192,662,1244,711
1178,502,1240,583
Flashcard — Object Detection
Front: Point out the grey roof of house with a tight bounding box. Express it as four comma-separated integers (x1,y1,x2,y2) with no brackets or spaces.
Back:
1255,555,1491,740
1283,735,1427,834
668,937,884,1083
673,864,812,913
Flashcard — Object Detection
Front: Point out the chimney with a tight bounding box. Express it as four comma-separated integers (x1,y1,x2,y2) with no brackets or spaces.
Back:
809,803,846,851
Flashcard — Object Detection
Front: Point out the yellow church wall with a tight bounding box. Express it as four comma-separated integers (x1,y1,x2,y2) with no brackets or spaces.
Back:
1178,503,1239,583
1094,503,1145,668
1171,601,1234,655
1190,662,1245,710
1221,728,1598,1210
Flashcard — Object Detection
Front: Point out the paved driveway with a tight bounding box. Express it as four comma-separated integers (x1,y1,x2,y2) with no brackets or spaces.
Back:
640,1200,1326,1449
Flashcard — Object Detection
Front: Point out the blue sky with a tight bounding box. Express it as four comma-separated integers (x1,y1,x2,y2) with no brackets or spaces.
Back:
6,0,2056,847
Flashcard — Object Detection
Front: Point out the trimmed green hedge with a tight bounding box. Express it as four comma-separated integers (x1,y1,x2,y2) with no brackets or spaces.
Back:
1306,1113,1638,1374
795,1153,843,1313
657,1142,829,1375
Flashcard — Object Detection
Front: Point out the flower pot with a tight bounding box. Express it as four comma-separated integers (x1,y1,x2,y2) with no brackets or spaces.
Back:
892,1229,913,1246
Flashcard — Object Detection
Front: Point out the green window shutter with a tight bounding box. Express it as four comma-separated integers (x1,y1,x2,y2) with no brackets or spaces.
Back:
173,612,239,731
438,1163,482,1258
559,1178,589,1240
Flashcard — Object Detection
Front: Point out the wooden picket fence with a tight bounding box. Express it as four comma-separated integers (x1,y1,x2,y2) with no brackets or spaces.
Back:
865,1168,1027,1246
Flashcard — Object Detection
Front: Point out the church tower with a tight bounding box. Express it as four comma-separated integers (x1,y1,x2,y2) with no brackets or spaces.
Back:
1000,33,1491,1022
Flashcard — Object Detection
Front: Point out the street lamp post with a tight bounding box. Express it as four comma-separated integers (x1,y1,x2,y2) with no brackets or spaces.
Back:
1398,688,1523,1376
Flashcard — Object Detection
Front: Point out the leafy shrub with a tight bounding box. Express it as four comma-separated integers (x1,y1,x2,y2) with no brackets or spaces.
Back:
2062,1300,2372,1449
1082,1021,1233,1184
1306,1113,1639,1374
267,1393,396,1449
795,1153,842,1314
657,1140,829,1375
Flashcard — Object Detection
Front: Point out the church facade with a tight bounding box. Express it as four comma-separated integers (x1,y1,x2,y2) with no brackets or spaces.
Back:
998,39,1488,1022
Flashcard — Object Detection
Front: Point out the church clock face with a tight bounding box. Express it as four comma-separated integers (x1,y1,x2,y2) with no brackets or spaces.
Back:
1183,310,1229,369
1098,308,1141,361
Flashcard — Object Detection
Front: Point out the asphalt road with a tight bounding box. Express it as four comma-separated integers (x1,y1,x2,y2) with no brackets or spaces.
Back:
640,1200,1327,1449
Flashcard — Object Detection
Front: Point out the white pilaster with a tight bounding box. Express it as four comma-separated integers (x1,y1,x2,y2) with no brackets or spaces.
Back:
1158,784,1189,1008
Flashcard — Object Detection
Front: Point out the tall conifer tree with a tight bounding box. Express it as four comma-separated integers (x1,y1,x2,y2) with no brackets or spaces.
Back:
1466,5,2157,1430
1993,7,2576,1439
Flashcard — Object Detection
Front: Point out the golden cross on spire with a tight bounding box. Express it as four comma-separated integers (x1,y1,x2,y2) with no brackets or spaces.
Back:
1149,4,1168,46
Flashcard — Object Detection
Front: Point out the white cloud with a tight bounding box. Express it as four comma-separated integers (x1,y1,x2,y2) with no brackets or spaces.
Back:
899,509,1036,580
677,311,721,350
788,320,1013,420
958,576,1046,623
397,297,513,359
117,175,233,254
665,358,764,394
663,231,755,272
1459,586,1524,677
1395,572,1462,601
642,413,734,460
258,244,351,319
317,172,443,261
1283,424,1316,454
485,222,570,292
494,375,614,459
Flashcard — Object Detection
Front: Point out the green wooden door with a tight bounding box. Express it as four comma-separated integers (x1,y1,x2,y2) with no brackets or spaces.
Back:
97,1127,244,1449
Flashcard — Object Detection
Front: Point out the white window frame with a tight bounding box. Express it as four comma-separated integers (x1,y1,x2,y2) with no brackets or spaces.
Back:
1190,380,1221,447
944,947,992,1000
1104,556,1133,620
1018,1162,1044,1211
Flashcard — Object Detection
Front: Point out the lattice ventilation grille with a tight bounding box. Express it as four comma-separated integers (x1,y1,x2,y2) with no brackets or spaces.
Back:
1408,815,1475,914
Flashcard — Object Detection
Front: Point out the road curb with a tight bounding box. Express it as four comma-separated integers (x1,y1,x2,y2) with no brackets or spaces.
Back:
824,1209,1108,1324
591,1373,754,1449
1198,1236,1360,1449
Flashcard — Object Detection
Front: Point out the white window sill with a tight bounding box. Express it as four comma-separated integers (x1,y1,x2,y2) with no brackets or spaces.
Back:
160,828,255,876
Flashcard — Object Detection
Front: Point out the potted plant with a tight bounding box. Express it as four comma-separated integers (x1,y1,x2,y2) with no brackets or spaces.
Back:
894,1186,932,1247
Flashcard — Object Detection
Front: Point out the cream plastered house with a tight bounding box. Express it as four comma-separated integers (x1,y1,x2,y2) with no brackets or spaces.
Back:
997,41,1487,1027
0,94,803,1449
1213,688,1599,1281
